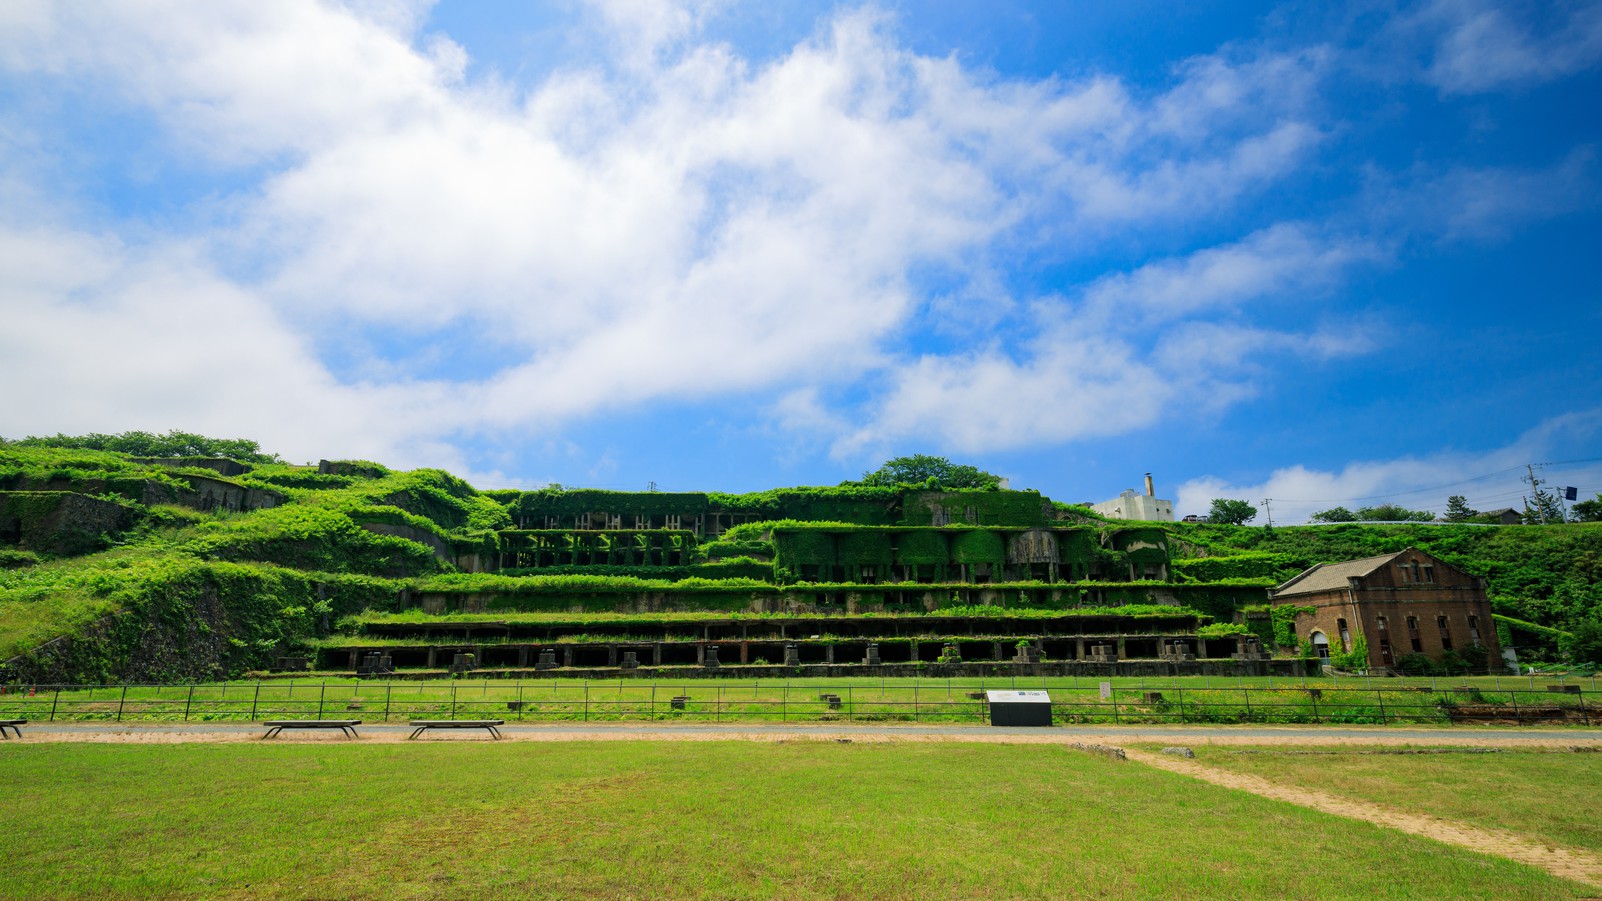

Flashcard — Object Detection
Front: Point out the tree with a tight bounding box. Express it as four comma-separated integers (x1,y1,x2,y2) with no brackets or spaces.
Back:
1310,506,1357,523
1444,495,1479,523
851,454,1003,490
1208,498,1257,525
15,430,280,463
1566,619,1602,666
1571,494,1602,523
1355,504,1436,522
1522,488,1567,524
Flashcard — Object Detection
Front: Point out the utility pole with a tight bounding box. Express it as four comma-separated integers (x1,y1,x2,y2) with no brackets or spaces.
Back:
1261,498,1274,528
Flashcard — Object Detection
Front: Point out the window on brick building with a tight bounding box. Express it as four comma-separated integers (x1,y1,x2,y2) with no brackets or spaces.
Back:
1437,615,1452,651
1337,618,1352,653
1468,615,1481,647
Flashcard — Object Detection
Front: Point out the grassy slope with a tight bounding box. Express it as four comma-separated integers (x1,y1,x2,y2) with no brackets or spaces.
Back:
1188,746,1602,854
0,742,1587,900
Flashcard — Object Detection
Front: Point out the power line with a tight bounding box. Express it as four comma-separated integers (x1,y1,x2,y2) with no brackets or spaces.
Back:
1264,458,1602,504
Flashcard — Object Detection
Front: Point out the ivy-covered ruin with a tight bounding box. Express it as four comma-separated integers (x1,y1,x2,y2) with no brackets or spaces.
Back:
4,435,1594,683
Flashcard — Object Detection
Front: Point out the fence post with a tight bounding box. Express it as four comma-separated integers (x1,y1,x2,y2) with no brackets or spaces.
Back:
1112,689,1120,725
1309,689,1318,724
250,681,261,721
450,681,457,719
1242,688,1251,722
781,683,787,723
116,684,128,723
385,682,393,723
318,683,326,721
1377,689,1386,724
650,684,657,722
49,687,60,723
1177,688,1186,724
847,686,854,723
583,681,589,723
184,684,195,722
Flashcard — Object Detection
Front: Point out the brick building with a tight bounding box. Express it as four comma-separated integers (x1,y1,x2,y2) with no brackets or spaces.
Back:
1271,548,1499,671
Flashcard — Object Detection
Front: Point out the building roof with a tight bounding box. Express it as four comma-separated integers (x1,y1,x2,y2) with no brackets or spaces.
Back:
1272,550,1408,598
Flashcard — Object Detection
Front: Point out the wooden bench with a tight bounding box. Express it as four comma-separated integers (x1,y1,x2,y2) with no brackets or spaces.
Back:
408,720,504,740
261,720,362,739
0,719,26,740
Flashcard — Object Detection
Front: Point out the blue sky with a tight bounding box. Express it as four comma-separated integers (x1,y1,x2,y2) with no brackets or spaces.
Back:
2,0,1600,521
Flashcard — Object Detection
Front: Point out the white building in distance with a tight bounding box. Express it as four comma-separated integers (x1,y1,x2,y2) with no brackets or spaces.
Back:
1091,474,1175,522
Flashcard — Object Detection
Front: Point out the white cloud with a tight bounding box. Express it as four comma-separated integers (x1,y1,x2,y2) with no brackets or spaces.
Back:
0,0,1345,469
1414,0,1602,94
835,222,1384,455
1175,408,1602,524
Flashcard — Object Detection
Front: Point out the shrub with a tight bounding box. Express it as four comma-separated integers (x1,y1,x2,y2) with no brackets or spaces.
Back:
1394,652,1437,676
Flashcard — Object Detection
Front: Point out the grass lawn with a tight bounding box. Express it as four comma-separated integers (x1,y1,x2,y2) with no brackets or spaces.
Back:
1186,746,1602,854
0,741,1591,900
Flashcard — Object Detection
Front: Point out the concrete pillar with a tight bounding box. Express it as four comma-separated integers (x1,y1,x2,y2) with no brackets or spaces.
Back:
1116,637,1127,658
607,645,618,667
740,641,749,664
562,647,574,667
1075,638,1086,661
518,647,530,667
826,645,835,665
992,641,1004,661
347,650,359,669
653,643,663,666
426,648,438,668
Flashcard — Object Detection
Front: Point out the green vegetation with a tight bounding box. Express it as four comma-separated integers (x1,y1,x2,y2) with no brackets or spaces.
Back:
1191,746,1602,854
1311,504,1436,523
846,453,1004,490
10,429,282,464
0,742,1588,900
1207,498,1257,525
4,433,1601,683
1169,521,1602,658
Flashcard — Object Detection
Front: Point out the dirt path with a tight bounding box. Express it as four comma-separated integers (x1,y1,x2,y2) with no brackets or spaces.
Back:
7,721,1602,746
1123,747,1602,889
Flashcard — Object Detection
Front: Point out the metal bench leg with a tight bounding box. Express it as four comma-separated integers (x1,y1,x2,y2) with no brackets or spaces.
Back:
409,727,426,740
263,727,281,740
488,726,502,740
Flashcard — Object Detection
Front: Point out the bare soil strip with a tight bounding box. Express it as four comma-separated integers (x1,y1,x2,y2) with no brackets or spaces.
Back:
7,722,1602,747
1122,747,1602,889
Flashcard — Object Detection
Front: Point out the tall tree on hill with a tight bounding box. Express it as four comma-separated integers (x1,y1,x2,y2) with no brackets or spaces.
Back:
1443,496,1478,522
1571,493,1602,523
1523,488,1568,524
1208,498,1257,525
850,454,1003,490
1310,506,1357,523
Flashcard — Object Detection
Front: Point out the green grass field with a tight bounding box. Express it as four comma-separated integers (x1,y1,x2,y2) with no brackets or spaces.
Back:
0,741,1591,900
1188,746,1602,854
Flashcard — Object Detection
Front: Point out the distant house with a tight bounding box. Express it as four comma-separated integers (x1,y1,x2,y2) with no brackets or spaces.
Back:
1271,548,1499,672
1482,508,1522,525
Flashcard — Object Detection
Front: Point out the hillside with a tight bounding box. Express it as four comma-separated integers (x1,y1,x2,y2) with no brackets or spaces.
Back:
2,435,1597,683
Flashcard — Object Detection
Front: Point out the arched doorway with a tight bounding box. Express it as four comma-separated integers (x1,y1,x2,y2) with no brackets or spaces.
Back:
1310,631,1331,667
